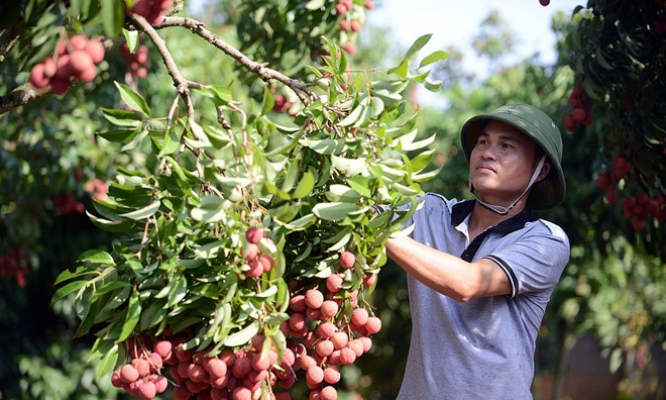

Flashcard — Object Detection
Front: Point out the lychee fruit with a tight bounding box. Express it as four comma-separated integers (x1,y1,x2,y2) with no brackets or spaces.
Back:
339,251,355,269
245,227,264,244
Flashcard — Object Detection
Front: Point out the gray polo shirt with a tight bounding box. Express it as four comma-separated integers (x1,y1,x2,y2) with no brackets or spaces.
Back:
395,193,569,400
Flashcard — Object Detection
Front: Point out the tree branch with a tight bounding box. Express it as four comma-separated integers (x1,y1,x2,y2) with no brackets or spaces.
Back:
156,16,317,104
127,13,202,122
0,84,51,115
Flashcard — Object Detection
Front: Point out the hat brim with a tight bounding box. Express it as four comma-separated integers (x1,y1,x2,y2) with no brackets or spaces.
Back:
460,114,565,210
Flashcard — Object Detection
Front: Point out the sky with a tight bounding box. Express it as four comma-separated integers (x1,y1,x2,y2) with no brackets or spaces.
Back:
368,0,583,67
365,0,585,106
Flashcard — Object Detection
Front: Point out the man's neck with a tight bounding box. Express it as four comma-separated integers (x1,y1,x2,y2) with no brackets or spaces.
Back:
468,199,527,239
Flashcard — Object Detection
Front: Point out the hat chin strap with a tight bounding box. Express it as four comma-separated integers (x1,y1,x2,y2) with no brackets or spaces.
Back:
469,154,547,216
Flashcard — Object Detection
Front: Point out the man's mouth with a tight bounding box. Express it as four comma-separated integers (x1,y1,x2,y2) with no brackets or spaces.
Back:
476,164,496,173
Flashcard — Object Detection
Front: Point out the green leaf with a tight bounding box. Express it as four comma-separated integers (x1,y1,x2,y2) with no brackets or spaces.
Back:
123,28,140,52
254,285,278,299
114,82,151,118
118,292,141,343
77,249,115,266
140,300,166,331
87,211,135,233
391,182,420,196
167,276,188,308
265,131,304,156
339,104,366,127
51,280,88,305
332,155,367,176
94,281,132,297
95,344,118,380
412,166,442,182
191,196,229,223
370,96,385,117
305,0,326,9
313,202,360,221
196,85,233,106
405,33,433,61
419,50,450,68
100,0,123,37
92,199,134,220
347,177,373,197
424,78,444,92
609,348,623,373
301,138,348,155
53,266,97,286
157,127,182,157
387,59,409,78
97,128,140,143
326,184,361,203
261,87,275,116
100,108,143,127
324,229,352,252
292,171,315,199
401,133,436,151
118,200,160,220
281,161,300,193
283,213,316,231
224,320,260,347
74,301,98,338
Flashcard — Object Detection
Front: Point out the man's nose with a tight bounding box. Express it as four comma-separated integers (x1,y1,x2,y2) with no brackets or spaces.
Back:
480,144,497,159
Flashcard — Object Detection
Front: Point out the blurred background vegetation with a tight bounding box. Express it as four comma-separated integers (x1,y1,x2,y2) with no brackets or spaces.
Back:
1,0,664,399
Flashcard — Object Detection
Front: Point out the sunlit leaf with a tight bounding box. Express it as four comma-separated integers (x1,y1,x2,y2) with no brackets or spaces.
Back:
118,200,160,220
313,202,360,220
77,249,115,266
224,320,260,347
418,50,450,68
114,82,151,118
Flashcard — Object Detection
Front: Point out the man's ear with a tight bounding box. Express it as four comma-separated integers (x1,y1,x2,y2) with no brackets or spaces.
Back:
537,160,551,182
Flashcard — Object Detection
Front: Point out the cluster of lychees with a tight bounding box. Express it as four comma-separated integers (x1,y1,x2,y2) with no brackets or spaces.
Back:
276,249,380,400
243,227,275,278
334,1,376,55
29,35,105,95
126,0,173,25
112,337,170,399
564,85,594,132
621,193,665,231
121,42,151,80
594,154,633,204
51,193,85,215
112,227,382,400
594,150,665,231
0,248,29,288
85,177,109,201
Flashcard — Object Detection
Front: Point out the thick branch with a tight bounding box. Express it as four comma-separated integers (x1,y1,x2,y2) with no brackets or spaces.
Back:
0,84,50,115
157,16,317,104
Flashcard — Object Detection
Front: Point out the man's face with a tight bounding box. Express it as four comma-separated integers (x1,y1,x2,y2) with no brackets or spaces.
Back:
469,120,544,206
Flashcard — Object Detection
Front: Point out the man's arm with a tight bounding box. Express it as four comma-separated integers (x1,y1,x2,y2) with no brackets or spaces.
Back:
385,236,512,302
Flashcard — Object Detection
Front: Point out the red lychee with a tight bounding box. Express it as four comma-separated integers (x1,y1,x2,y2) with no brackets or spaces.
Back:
304,289,324,309
29,64,50,88
339,251,355,269
245,227,264,244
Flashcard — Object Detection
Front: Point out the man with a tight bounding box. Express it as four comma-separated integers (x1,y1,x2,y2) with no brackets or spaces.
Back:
385,103,570,399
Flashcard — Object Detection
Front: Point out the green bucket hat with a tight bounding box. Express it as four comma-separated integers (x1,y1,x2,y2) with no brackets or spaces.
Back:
459,103,565,210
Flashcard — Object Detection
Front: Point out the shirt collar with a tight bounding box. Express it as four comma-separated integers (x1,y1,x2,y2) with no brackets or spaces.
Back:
451,199,537,234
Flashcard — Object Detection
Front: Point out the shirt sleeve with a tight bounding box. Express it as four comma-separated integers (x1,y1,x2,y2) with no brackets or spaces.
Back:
484,221,570,298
